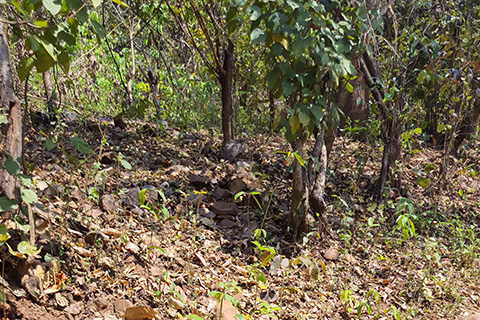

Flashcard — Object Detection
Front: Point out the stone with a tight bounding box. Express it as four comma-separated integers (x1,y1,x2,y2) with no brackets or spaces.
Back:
465,314,480,320
94,296,109,310
324,248,339,261
218,140,242,162
189,173,209,189
122,187,140,207
113,299,134,314
100,194,117,212
70,186,86,201
219,218,237,228
210,201,238,216
227,178,246,195
36,181,49,192
199,208,216,219
212,188,232,200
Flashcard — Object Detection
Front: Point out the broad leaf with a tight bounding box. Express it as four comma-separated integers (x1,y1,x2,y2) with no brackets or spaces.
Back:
43,0,61,15
70,137,94,154
0,197,18,212
21,188,38,204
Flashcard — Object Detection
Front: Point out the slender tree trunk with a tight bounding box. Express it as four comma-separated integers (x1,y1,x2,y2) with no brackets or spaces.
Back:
269,91,275,130
375,98,402,199
308,127,330,236
219,40,234,144
287,129,308,240
0,19,22,203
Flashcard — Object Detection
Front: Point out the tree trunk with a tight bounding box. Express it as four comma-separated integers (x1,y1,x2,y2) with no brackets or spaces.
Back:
287,129,308,240
269,91,275,130
375,98,402,200
0,19,22,202
308,127,330,236
219,40,234,144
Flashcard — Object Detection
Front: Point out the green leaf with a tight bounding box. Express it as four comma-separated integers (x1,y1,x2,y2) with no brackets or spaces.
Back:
18,56,35,82
18,174,32,187
70,137,94,154
289,114,300,135
17,241,42,257
293,153,305,167
436,123,446,133
90,20,106,39
185,315,203,320
5,156,20,176
282,81,297,97
139,189,146,206
33,20,48,27
91,0,102,8
298,112,309,126
120,159,132,170
21,188,38,204
110,0,129,7
417,70,426,85
413,127,422,135
43,0,61,15
271,43,284,56
417,177,430,188
247,5,261,21
234,191,245,201
250,28,266,43
45,139,56,151
35,46,55,73
0,197,18,212
344,81,353,93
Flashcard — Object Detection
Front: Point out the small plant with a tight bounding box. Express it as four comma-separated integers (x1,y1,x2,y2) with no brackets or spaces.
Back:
393,198,417,240
208,282,244,320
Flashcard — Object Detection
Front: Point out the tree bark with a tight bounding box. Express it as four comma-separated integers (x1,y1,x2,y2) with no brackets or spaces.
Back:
287,129,308,240
219,39,234,144
0,18,22,202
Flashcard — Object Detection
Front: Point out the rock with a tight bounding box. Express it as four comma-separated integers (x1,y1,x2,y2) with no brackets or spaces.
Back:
36,181,49,192
212,188,232,200
94,296,109,310
465,314,480,320
324,248,339,261
189,173,209,189
125,242,140,254
65,302,83,315
218,140,242,162
101,152,115,164
227,178,246,195
210,201,238,216
86,208,103,218
219,218,237,228
122,187,140,207
124,306,156,320
113,299,134,314
142,186,158,204
70,186,86,201
199,208,216,219
100,194,117,212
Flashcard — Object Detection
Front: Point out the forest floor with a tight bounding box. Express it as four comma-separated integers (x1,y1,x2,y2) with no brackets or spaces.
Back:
1,116,480,320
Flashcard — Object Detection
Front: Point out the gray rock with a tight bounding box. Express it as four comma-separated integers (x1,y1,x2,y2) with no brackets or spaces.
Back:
210,201,238,216
99,194,117,212
218,140,242,162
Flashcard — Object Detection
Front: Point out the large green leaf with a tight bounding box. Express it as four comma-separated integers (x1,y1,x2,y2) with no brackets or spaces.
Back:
18,57,35,81
43,0,61,15
91,20,106,39
247,5,261,21
282,80,297,97
0,197,18,212
250,28,266,43
21,188,38,204
70,137,94,154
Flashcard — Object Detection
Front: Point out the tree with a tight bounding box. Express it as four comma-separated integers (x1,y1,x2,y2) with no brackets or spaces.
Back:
243,0,366,239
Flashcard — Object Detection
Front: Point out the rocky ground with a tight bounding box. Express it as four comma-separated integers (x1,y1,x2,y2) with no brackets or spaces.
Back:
1,116,479,320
